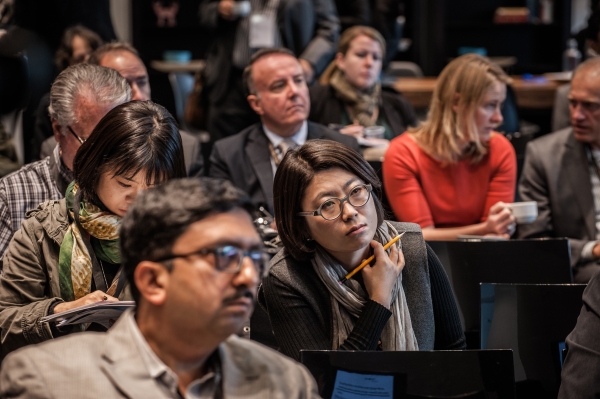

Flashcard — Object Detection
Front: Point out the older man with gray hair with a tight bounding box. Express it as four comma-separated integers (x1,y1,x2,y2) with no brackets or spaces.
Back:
0,63,130,261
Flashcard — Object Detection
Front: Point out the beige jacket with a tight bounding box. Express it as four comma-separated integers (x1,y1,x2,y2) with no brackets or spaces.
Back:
0,310,320,398
0,199,130,360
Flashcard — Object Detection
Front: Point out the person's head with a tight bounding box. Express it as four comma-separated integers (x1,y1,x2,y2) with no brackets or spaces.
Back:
322,26,385,90
413,53,511,163
89,42,151,101
120,178,261,346
54,25,103,72
48,63,131,170
243,48,310,137
73,100,186,216
569,57,600,147
587,9,600,55
274,140,384,263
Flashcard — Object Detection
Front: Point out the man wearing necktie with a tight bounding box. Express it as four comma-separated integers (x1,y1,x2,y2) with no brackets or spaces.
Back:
209,48,360,214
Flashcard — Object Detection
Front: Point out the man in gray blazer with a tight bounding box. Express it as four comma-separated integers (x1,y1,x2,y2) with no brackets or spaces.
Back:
0,178,319,398
518,58,600,283
209,48,360,214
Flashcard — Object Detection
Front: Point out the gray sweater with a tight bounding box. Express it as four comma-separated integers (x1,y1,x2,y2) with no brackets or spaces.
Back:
259,222,465,361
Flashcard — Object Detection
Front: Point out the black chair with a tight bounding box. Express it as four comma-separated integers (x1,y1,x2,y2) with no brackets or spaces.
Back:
301,349,517,399
427,239,572,340
480,283,586,398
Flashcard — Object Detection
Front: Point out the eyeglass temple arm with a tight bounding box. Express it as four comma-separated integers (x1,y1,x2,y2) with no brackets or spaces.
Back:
297,211,319,216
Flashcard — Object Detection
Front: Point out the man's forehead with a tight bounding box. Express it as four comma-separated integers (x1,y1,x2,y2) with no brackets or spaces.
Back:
100,51,147,77
253,54,302,84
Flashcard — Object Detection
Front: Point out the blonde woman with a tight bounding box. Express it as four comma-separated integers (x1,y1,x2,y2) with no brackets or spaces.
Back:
382,54,517,240
309,26,416,140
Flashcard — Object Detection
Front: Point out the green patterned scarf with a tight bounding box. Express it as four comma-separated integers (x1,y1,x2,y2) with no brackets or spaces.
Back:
330,68,381,127
58,182,122,302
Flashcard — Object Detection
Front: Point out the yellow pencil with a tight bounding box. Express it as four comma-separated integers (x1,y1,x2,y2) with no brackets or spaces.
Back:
338,232,405,285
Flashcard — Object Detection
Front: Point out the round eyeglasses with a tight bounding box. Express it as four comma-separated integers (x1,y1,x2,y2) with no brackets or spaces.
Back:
297,184,372,221
154,245,267,277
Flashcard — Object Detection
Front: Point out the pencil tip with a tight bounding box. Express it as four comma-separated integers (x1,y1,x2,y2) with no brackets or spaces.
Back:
338,278,346,285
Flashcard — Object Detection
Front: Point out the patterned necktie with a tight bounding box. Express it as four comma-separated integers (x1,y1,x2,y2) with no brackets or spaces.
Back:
277,138,298,162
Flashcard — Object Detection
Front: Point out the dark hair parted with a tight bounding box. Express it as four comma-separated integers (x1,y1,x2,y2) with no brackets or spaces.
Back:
120,178,255,303
242,47,296,96
73,101,187,205
273,139,384,261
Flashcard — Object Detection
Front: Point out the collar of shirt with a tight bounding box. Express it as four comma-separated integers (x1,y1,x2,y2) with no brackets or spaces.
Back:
262,120,308,148
125,311,219,399
53,144,73,187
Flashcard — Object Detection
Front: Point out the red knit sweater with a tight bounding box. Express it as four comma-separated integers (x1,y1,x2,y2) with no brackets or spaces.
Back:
382,132,517,228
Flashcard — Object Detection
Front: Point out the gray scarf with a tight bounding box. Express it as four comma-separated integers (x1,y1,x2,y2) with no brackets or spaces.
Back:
311,221,418,351
329,68,381,127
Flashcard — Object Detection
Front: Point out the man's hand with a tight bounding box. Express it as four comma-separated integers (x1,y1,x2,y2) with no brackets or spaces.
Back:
218,0,236,20
299,59,315,84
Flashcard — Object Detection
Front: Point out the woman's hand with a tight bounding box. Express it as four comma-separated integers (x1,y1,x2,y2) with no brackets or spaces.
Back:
53,290,119,314
361,241,405,309
339,124,364,138
485,201,516,238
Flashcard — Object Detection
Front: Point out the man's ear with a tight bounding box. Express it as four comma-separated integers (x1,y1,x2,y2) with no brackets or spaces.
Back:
51,120,63,144
452,93,461,113
247,94,264,116
134,261,170,306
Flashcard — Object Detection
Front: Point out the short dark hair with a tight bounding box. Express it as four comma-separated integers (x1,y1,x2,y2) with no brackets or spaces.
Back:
242,47,296,96
73,100,187,205
120,178,255,303
88,42,140,66
55,25,103,72
273,139,385,261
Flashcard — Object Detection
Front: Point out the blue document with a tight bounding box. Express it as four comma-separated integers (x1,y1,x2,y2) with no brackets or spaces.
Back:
332,370,393,399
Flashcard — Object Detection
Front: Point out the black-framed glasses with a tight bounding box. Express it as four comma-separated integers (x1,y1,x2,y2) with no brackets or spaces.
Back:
67,125,86,145
297,184,372,221
154,245,267,277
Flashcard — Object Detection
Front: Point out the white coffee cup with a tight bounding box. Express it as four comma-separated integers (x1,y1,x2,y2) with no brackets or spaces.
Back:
364,126,385,139
232,1,251,17
506,201,538,224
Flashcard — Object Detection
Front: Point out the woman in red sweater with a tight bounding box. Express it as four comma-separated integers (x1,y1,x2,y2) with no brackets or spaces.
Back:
383,54,517,240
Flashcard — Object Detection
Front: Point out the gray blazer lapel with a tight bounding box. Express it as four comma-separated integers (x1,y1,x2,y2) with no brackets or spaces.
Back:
99,314,164,398
565,134,596,238
246,127,274,208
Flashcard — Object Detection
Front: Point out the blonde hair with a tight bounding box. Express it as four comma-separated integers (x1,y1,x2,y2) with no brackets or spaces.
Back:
319,26,386,85
410,54,512,163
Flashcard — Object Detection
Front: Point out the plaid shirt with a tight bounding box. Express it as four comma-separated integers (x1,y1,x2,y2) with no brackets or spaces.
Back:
0,145,72,260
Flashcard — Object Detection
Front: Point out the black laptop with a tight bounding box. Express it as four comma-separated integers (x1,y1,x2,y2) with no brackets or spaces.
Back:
480,283,585,396
301,349,516,399
427,239,572,333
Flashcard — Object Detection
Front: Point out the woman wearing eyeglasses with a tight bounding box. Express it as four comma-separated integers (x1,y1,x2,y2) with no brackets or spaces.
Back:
0,101,186,358
259,140,465,362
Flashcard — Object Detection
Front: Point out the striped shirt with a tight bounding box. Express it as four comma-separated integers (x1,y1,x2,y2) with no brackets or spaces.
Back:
0,145,72,261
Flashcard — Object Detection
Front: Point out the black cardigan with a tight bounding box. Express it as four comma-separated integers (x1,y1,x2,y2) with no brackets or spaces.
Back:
308,84,417,138
259,225,465,362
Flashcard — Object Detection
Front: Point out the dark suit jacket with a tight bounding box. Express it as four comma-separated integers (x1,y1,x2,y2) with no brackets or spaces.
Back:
208,121,360,213
558,269,600,398
517,128,598,280
199,0,340,105
309,84,417,138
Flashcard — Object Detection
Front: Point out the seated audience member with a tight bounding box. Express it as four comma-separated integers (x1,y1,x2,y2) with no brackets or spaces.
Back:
33,25,104,157
382,54,517,240
198,0,339,142
553,9,600,131
259,140,465,361
39,42,204,177
518,58,600,283
0,64,130,261
0,101,186,359
309,26,416,141
0,178,319,398
209,48,360,214
558,269,600,398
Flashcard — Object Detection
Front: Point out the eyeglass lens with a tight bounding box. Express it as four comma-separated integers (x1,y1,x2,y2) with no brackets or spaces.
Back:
321,185,370,220
215,245,265,276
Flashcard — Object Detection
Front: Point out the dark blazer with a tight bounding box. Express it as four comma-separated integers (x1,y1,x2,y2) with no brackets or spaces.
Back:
199,0,340,105
208,121,360,213
517,128,598,282
308,84,417,138
558,269,600,398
